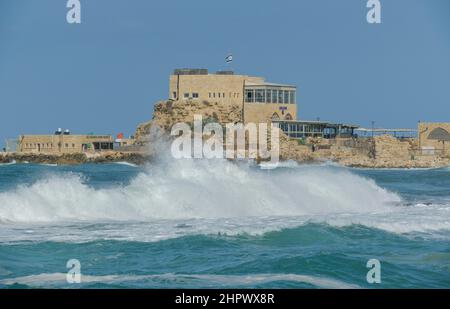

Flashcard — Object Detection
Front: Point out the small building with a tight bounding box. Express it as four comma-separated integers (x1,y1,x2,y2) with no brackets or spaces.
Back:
169,68,297,123
115,137,135,147
418,122,450,155
273,119,358,139
18,131,114,154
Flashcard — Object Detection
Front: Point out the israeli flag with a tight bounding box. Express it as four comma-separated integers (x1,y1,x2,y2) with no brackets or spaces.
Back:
225,54,233,63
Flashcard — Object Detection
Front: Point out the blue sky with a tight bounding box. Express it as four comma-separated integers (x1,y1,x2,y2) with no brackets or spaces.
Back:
1,0,450,147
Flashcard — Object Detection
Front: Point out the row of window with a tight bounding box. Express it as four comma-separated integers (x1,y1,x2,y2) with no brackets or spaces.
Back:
24,143,77,148
245,89,296,104
279,123,324,133
176,92,241,99
183,92,199,99
208,92,240,99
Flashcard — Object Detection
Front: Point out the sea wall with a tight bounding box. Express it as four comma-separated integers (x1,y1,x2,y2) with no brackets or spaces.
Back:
0,151,150,165
332,135,450,168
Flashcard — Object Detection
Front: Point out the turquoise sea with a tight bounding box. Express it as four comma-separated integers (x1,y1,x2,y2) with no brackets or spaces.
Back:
0,159,449,288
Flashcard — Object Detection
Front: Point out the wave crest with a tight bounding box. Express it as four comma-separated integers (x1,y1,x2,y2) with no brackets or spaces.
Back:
0,159,400,223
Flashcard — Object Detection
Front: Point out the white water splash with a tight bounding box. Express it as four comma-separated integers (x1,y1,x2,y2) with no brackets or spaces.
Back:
0,272,359,289
0,159,399,222
0,157,449,242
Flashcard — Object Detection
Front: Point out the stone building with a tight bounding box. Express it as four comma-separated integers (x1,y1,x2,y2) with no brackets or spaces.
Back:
18,131,114,154
169,68,297,123
418,122,450,154
168,68,357,139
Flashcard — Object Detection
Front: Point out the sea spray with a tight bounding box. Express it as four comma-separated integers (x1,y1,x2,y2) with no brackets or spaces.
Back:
0,158,399,223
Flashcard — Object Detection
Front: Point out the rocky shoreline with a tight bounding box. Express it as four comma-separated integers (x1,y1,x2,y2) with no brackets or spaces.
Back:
4,100,449,169
0,151,150,165
1,149,449,169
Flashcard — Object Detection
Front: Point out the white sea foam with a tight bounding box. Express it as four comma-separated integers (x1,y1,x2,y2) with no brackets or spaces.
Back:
0,160,16,166
0,156,449,242
0,272,359,288
113,161,138,167
0,158,398,222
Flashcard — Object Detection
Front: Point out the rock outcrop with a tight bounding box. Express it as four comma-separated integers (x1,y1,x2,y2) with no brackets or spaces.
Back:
0,151,149,165
151,99,243,131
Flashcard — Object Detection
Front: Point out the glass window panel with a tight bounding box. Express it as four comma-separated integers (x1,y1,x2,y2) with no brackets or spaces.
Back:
278,90,283,104
272,90,278,103
245,89,254,102
256,89,265,103
290,91,295,104
284,90,289,104
266,89,271,103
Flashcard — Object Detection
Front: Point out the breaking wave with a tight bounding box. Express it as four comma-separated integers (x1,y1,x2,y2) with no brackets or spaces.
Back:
0,160,16,166
2,156,450,240
0,158,399,223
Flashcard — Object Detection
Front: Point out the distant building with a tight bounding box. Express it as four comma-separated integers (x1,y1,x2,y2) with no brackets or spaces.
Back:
274,120,358,139
418,122,450,154
18,131,114,154
169,68,297,124
168,68,357,139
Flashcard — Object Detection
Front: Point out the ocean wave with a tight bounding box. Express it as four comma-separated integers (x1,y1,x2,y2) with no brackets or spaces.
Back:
0,160,16,166
1,157,449,241
0,158,399,222
0,272,359,289
113,161,138,167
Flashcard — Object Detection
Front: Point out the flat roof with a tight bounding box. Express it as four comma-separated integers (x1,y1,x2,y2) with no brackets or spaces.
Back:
245,81,296,88
20,134,112,138
273,119,359,128
173,68,209,75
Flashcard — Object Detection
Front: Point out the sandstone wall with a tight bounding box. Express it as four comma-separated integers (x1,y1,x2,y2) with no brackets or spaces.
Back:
374,135,412,161
152,100,243,131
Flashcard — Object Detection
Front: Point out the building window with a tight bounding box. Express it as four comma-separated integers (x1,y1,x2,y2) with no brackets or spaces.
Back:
192,93,199,98
245,89,254,102
173,91,177,99
290,91,295,104
65,143,68,148
284,90,289,104
272,89,278,103
271,113,280,120
285,113,293,120
184,93,189,98
72,144,75,148
218,93,221,98
223,93,225,98
278,90,283,104
266,89,272,103
255,89,265,103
